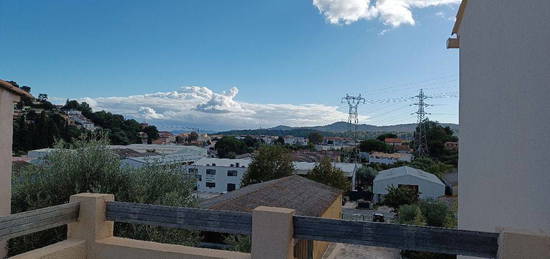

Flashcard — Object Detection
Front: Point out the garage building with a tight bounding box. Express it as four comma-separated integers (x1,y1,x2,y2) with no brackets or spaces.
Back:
373,166,445,203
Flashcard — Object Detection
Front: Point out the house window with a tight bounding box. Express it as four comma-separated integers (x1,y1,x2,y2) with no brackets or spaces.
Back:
227,183,236,192
196,174,202,181
227,170,238,176
206,182,216,188
206,169,216,175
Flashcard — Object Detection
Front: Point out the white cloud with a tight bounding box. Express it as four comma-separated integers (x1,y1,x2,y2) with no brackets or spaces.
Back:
72,86,364,131
313,0,460,27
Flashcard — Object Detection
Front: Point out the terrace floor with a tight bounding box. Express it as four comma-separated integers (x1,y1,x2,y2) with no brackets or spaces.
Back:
323,243,401,259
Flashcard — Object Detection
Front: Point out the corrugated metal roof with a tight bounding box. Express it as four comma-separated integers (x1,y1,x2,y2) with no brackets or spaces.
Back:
374,166,444,185
199,175,341,217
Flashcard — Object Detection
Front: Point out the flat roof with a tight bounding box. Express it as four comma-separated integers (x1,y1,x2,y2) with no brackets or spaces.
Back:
192,158,252,167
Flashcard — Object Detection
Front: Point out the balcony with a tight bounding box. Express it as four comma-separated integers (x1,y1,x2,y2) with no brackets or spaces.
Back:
2,193,548,259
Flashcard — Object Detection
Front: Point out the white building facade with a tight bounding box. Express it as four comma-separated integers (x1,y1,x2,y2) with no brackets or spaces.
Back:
367,152,412,165
373,166,445,203
449,0,550,252
186,158,251,193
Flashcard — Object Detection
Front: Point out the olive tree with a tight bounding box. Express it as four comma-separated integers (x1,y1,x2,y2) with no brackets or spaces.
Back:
9,135,198,256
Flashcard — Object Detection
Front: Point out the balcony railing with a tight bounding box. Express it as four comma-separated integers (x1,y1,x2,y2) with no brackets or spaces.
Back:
1,198,500,258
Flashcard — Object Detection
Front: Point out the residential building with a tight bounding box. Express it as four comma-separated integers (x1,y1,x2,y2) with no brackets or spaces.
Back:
186,158,252,193
373,166,445,203
283,135,307,145
200,175,342,259
65,109,96,130
448,0,550,252
156,131,176,144
368,152,412,165
0,79,33,257
384,138,404,147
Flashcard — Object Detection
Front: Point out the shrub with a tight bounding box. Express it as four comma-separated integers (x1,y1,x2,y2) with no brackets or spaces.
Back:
9,135,198,256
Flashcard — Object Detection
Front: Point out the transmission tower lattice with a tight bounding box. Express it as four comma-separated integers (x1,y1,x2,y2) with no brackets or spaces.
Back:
342,94,365,162
412,89,431,157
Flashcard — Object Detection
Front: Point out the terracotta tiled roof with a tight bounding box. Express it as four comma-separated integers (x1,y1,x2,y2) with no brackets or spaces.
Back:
384,138,403,143
0,80,33,98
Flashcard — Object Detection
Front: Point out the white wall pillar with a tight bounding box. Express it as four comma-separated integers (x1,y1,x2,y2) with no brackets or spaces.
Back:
0,89,18,257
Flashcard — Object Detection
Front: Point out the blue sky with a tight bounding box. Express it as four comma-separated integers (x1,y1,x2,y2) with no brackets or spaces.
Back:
1,0,460,131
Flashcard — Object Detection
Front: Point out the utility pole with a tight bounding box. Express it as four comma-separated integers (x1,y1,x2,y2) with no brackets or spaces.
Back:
412,89,431,157
342,94,365,191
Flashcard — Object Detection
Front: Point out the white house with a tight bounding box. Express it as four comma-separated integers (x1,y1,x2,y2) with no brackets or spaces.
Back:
368,152,412,165
448,0,550,251
186,158,251,193
283,136,307,145
373,166,444,203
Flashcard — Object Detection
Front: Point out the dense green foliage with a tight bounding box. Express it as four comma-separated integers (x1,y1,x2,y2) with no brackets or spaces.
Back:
306,157,350,190
13,110,83,154
214,136,250,158
241,145,294,186
398,199,457,259
9,135,198,256
398,204,426,226
355,166,378,191
64,100,157,145
414,120,458,165
382,185,419,211
307,132,324,145
224,235,251,253
359,139,389,153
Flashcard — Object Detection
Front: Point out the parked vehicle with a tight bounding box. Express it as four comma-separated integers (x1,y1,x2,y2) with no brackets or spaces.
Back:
373,213,385,222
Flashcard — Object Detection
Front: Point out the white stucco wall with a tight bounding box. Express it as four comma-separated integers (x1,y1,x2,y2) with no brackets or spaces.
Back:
188,165,247,193
373,175,445,202
458,0,550,243
0,88,19,257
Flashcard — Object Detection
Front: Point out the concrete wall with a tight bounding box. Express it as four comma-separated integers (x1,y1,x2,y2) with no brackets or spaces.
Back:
9,240,86,259
458,0,550,253
313,195,342,259
0,88,19,258
95,237,250,259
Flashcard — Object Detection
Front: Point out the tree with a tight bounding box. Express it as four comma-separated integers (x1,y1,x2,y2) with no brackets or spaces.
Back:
376,133,398,142
9,135,199,256
382,185,419,211
307,132,324,145
274,136,285,145
215,136,249,158
243,136,260,149
241,145,294,186
398,204,426,226
413,120,458,165
359,139,389,153
355,166,378,190
408,157,453,179
38,94,48,101
188,131,199,142
306,157,350,190
418,200,450,228
142,125,160,144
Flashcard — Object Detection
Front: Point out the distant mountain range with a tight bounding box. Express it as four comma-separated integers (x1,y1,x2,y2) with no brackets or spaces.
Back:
216,121,459,137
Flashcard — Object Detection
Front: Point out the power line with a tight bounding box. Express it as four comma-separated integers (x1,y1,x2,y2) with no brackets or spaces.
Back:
412,89,431,157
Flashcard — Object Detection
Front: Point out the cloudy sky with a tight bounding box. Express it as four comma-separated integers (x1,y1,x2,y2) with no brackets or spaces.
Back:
1,0,460,131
